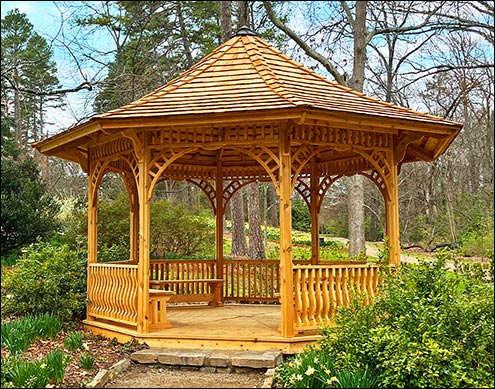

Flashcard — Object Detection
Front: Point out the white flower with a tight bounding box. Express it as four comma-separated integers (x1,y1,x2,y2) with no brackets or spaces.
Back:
305,365,315,376
326,376,339,385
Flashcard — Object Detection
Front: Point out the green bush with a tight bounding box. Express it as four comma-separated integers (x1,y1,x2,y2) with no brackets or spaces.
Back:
1,243,87,322
318,253,494,388
273,345,378,388
1,155,60,257
292,198,311,232
150,200,215,257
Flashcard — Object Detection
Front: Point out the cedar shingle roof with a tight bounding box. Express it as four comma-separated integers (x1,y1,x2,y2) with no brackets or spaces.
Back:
95,27,459,128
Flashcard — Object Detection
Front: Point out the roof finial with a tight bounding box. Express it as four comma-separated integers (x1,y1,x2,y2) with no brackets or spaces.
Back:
234,26,257,36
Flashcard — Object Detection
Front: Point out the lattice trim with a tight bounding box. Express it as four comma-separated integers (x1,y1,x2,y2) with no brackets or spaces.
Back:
148,147,199,200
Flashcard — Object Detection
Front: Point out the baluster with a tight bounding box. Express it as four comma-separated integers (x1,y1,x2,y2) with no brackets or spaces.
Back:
321,267,330,321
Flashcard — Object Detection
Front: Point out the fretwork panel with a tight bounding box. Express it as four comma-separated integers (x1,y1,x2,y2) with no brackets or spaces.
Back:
293,125,392,150
92,137,134,161
148,123,280,147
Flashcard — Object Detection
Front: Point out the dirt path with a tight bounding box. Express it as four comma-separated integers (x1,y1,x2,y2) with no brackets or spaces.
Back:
103,363,267,388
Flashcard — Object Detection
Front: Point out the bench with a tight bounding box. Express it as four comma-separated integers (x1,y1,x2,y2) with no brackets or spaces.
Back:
149,279,224,307
148,289,175,330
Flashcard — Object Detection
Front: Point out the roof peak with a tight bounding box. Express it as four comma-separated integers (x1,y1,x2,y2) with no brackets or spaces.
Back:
234,25,257,37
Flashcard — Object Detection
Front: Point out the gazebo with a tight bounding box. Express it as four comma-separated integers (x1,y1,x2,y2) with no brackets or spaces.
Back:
33,27,462,352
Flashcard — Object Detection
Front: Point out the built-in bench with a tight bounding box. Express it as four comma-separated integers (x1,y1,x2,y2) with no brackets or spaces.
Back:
149,279,224,307
148,289,175,330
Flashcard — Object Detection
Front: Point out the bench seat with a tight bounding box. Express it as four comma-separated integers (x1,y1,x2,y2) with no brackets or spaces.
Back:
149,279,224,306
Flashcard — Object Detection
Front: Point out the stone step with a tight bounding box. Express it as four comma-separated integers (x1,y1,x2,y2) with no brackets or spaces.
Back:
130,348,283,372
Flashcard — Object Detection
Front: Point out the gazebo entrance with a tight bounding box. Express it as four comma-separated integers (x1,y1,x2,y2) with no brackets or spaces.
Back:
33,27,462,352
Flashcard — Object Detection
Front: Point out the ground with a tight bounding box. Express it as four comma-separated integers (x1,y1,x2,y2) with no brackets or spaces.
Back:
103,363,267,388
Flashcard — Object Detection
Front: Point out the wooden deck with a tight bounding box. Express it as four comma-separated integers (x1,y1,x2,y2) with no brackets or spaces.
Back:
84,303,324,354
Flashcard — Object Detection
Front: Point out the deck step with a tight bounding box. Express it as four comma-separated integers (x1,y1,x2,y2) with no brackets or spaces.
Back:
130,348,283,371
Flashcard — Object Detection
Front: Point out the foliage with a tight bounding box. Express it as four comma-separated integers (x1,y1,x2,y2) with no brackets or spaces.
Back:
79,353,95,370
1,8,63,153
63,331,85,352
1,243,87,322
150,200,215,257
0,155,60,257
1,347,70,388
313,252,494,388
1,313,62,356
44,348,70,384
273,345,378,388
291,198,311,232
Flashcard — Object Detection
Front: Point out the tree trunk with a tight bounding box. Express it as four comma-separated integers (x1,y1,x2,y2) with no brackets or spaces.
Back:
247,182,265,259
237,1,249,27
220,1,232,42
347,0,367,257
230,188,247,256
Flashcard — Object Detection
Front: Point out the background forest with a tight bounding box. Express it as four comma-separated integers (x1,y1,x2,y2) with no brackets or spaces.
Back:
1,1,494,262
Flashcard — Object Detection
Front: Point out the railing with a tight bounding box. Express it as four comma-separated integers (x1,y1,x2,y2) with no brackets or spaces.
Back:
150,259,290,302
87,263,138,327
293,263,381,329
149,260,217,297
223,259,280,302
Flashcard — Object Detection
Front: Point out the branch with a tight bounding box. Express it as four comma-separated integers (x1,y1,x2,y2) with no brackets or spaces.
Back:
262,1,347,86
4,78,93,96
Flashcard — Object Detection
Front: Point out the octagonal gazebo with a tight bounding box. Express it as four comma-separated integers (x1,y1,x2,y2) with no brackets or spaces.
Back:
33,27,462,352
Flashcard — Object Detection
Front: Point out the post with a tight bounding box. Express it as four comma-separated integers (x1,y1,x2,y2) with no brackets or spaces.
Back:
310,158,319,265
279,123,295,338
385,158,401,266
136,133,150,333
215,163,225,305
86,156,98,321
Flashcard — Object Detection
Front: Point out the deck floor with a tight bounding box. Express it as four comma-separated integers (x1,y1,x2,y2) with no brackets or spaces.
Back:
85,303,322,353
164,303,281,339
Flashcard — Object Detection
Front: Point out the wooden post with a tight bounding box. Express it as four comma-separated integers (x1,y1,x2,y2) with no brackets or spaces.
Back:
136,133,150,333
385,156,401,266
86,156,97,321
215,163,225,305
279,123,295,338
129,192,139,263
310,158,319,265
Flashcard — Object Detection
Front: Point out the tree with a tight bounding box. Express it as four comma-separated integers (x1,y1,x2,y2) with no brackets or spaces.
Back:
1,8,63,153
1,154,60,257
247,182,265,259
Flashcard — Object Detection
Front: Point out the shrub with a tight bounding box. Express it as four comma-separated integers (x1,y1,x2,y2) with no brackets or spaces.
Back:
1,243,87,322
273,345,378,388
316,253,494,388
150,200,215,257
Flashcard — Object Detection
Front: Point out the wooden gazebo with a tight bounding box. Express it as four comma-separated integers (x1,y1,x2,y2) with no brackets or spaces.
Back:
33,27,462,352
